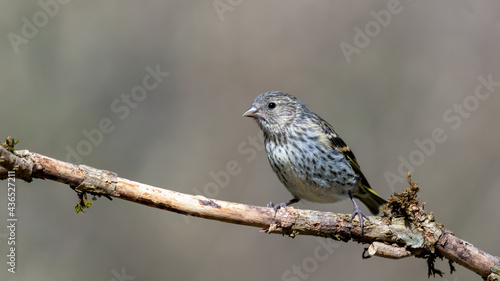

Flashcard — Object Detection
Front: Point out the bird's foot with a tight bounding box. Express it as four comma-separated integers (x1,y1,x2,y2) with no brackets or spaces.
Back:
267,197,300,215
350,205,370,233
267,201,288,214
348,191,371,233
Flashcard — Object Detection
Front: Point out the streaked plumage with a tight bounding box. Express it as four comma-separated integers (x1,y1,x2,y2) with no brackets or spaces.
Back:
243,91,386,231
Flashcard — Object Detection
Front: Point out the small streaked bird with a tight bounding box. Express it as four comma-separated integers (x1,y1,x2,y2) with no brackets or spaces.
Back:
243,91,386,231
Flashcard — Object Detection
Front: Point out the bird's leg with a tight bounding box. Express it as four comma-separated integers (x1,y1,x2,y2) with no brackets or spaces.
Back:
268,197,300,214
349,191,370,233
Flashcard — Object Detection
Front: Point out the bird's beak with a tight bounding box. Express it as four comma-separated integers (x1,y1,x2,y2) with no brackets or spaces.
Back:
243,106,262,119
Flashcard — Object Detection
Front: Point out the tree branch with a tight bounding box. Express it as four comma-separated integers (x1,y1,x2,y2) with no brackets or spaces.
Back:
0,146,499,280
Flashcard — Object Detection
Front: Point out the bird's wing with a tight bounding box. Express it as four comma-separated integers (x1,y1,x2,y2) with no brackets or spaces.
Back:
318,118,372,189
316,116,386,212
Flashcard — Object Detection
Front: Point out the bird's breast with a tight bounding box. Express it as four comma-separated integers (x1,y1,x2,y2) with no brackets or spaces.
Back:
265,135,359,203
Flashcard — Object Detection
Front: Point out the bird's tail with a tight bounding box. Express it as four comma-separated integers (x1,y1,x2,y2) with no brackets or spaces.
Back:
355,185,387,215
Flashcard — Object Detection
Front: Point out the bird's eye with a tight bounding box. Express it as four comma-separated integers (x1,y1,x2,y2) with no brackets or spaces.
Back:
268,102,276,109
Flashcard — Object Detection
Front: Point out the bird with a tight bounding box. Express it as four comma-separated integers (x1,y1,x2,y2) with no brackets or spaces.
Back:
243,91,386,231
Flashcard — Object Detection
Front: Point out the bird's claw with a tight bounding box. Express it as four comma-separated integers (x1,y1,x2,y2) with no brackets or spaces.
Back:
350,206,370,233
267,201,288,214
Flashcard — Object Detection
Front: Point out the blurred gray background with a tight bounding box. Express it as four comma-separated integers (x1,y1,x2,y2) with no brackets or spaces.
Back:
1,1,500,280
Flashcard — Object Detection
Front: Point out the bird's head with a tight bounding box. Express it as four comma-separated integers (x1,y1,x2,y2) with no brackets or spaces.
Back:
243,91,304,132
